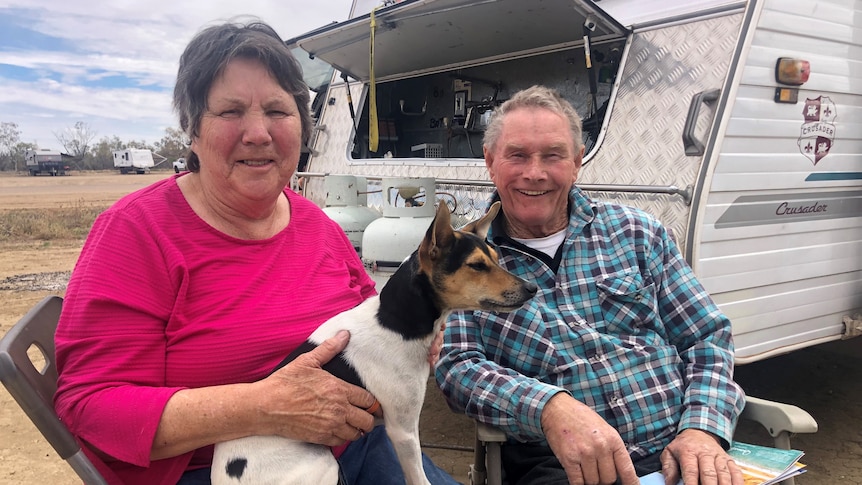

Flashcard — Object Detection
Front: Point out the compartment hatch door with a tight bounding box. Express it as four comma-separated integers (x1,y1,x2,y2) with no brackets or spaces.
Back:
287,0,628,83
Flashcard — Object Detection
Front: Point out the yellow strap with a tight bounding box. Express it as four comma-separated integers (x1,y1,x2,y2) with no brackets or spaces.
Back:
369,7,379,153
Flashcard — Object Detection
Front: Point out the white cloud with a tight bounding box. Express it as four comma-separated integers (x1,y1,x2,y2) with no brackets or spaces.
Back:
0,0,353,150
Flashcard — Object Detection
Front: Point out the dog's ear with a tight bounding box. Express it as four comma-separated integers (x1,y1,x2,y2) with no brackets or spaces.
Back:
431,203,454,251
419,203,454,265
460,201,500,240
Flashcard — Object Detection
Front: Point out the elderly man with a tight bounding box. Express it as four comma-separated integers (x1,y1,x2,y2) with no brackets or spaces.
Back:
435,85,745,485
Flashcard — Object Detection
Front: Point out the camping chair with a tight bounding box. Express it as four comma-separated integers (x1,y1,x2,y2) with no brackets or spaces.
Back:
0,295,108,485
469,395,818,485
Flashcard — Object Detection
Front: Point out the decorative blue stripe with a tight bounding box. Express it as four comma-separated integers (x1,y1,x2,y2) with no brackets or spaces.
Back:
806,172,862,181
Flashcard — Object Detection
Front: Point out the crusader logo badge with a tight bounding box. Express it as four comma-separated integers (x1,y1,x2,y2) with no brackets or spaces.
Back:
797,96,836,165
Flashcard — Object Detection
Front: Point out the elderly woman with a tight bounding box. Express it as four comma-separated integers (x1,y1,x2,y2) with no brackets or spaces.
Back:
54,19,458,485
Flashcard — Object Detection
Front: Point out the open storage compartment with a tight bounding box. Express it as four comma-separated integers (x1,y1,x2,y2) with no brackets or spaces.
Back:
289,0,629,161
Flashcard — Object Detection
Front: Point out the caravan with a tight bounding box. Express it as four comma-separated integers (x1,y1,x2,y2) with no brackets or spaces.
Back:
288,0,862,363
113,149,155,174
24,149,70,176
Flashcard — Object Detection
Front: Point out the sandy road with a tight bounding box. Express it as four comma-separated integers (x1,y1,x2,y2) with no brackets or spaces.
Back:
0,171,172,210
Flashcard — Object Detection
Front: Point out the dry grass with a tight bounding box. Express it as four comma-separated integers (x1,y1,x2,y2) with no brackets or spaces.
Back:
0,199,106,242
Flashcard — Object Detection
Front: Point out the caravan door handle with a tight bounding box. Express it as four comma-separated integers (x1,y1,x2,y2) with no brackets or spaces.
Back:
682,89,720,156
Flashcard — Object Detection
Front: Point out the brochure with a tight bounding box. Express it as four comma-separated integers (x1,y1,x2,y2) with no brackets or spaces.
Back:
728,441,806,485
638,441,806,485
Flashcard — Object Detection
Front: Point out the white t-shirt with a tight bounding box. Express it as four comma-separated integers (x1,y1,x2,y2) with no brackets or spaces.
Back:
512,228,566,258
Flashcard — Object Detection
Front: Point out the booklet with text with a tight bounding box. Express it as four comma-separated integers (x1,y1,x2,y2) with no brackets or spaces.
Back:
638,441,806,485
728,441,806,485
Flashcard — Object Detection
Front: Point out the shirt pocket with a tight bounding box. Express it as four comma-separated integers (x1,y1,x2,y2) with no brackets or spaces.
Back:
596,272,657,336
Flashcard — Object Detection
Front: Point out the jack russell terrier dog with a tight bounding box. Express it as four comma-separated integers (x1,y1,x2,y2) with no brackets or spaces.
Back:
212,201,537,485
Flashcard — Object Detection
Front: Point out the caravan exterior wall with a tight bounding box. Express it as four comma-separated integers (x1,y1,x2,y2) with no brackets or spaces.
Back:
575,0,862,362
689,0,862,362
296,0,861,363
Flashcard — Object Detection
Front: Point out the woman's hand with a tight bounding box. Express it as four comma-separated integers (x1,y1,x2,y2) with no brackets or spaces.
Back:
152,331,377,460
261,330,378,446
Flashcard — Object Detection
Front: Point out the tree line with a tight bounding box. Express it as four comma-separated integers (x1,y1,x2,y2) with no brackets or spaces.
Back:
0,121,188,172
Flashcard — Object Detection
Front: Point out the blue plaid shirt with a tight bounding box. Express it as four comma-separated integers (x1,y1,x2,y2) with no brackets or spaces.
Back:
435,187,744,458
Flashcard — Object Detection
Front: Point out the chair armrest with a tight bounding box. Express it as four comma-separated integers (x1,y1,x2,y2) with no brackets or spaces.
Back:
740,396,818,449
472,421,506,485
476,420,507,443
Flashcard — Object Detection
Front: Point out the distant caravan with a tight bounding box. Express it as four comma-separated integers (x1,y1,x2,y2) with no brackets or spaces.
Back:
113,149,155,174
25,149,70,176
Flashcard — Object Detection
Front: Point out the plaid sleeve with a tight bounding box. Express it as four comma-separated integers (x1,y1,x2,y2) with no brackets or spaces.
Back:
434,309,567,442
652,227,745,447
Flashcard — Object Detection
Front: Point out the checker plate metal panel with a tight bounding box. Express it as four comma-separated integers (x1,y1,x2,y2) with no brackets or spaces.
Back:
579,13,742,251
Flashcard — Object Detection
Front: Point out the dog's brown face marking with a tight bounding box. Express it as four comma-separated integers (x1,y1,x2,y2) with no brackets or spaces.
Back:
418,202,536,312
436,231,535,311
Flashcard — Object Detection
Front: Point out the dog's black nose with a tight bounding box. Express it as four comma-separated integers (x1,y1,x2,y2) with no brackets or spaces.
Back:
524,280,538,295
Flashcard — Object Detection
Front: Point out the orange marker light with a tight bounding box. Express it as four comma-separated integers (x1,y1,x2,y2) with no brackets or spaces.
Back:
775,58,811,85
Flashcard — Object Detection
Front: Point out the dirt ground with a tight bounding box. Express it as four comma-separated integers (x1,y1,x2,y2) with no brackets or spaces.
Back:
1,171,860,484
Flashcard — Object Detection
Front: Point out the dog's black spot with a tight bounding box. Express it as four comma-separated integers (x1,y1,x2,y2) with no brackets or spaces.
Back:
273,341,364,388
226,457,248,479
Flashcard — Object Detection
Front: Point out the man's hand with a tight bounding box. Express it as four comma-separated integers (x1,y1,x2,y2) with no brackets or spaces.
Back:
427,322,446,370
541,393,640,485
660,429,743,485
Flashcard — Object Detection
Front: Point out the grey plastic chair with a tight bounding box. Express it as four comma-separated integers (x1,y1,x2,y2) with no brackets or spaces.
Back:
0,295,108,485
470,395,818,485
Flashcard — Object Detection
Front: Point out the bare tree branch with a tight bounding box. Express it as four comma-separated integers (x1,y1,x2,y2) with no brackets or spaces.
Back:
54,121,97,160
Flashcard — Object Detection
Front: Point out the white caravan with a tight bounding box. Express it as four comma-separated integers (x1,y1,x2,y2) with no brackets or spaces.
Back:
113,149,155,174
288,0,862,364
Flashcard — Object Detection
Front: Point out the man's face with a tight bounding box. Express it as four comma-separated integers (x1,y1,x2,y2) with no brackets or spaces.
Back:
485,107,583,238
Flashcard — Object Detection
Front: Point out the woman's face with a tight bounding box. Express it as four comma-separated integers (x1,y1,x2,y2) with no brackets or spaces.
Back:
191,57,302,209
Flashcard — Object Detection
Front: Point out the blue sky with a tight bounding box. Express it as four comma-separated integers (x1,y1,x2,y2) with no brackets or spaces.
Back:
0,1,354,151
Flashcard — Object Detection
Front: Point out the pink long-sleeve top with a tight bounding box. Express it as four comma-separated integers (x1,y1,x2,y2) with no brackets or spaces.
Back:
54,175,377,484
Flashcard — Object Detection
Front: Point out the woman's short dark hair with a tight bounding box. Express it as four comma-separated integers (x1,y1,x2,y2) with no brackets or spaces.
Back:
173,18,312,172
